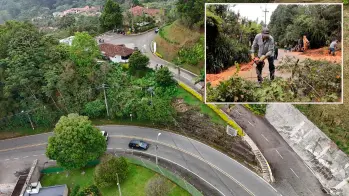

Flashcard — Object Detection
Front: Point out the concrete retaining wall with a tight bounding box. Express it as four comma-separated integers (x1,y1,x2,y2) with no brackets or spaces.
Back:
265,104,349,196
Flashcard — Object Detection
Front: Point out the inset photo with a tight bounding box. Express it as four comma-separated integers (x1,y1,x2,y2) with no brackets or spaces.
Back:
205,3,343,103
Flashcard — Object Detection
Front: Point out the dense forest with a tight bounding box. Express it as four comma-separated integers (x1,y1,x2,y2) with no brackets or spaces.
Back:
206,4,261,74
269,4,342,48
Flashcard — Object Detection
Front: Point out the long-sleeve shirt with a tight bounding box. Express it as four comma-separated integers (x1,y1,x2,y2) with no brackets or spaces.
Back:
330,41,337,49
251,33,275,58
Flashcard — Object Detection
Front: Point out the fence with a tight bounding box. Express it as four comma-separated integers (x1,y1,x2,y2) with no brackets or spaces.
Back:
126,156,203,196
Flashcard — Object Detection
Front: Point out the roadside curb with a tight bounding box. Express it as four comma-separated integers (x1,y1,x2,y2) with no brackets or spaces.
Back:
243,134,275,183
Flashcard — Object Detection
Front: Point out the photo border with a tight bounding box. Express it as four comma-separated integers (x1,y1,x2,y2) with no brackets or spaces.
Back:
204,2,344,105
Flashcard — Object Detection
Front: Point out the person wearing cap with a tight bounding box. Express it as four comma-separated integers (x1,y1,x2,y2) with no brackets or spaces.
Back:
250,27,275,84
329,39,338,56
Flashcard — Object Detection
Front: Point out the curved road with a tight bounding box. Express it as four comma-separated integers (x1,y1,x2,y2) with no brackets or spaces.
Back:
98,31,202,91
0,125,279,196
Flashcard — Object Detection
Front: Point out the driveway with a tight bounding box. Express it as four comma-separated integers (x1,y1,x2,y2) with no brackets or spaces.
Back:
98,31,202,91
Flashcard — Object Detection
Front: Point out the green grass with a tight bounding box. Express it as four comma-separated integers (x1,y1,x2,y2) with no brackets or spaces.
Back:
41,164,190,196
176,87,226,126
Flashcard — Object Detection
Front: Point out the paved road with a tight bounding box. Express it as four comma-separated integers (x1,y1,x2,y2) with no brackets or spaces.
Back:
0,125,280,196
98,32,202,91
224,105,328,196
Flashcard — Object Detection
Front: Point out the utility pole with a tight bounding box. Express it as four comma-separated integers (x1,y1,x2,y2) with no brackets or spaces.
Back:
261,5,269,27
116,173,122,196
101,84,110,118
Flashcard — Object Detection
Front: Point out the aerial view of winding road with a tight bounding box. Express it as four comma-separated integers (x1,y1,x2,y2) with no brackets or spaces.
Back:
0,32,328,196
0,125,279,196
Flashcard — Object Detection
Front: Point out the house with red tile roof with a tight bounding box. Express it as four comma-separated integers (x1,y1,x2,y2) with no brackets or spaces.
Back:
99,43,134,63
53,6,102,17
129,6,161,17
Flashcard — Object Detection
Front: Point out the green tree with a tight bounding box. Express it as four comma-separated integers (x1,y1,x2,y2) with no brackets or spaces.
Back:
100,0,123,31
46,113,106,170
135,97,175,124
82,99,106,119
58,14,76,29
128,51,149,73
155,67,176,87
69,32,100,68
94,154,129,188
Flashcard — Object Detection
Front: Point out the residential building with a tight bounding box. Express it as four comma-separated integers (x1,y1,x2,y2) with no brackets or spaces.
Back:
53,6,102,18
24,183,68,196
99,43,134,63
59,36,75,46
128,6,163,23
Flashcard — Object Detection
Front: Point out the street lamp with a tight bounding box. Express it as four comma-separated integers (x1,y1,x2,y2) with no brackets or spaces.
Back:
156,133,161,165
116,173,122,196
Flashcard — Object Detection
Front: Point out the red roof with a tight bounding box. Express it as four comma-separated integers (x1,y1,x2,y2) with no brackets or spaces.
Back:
129,6,160,17
99,43,134,57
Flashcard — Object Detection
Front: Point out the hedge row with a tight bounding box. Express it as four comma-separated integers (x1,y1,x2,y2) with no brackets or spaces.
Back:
178,81,244,136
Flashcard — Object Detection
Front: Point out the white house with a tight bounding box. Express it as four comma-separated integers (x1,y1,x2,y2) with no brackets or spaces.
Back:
99,43,135,63
59,36,75,46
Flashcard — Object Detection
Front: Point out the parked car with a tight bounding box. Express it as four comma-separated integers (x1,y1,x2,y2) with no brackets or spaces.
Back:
101,131,109,141
128,140,149,150
155,28,159,33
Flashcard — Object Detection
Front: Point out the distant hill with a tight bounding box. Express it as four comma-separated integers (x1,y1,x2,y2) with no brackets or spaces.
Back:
0,0,107,23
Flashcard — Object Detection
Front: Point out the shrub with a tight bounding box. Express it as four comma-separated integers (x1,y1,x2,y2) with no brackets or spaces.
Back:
155,67,176,87
77,185,101,196
145,176,171,196
82,99,106,119
244,104,267,116
129,51,150,74
94,155,129,188
70,185,80,196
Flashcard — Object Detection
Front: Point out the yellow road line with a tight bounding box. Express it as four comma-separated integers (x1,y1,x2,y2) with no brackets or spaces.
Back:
110,135,255,196
0,143,47,152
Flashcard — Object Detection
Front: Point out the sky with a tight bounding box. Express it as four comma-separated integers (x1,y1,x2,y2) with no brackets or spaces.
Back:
229,4,279,25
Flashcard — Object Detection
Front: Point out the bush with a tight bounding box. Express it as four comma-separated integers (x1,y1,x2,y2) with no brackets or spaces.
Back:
94,155,129,188
129,51,150,74
155,67,176,87
70,185,80,196
77,185,101,196
174,36,204,66
82,99,106,119
145,176,171,196
244,104,267,115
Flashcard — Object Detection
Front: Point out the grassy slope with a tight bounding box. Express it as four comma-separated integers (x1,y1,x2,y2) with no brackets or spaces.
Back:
294,6,349,154
41,164,189,196
155,20,202,74
176,87,227,126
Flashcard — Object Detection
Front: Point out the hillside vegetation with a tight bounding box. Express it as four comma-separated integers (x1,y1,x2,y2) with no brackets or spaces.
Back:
294,6,349,154
154,20,203,74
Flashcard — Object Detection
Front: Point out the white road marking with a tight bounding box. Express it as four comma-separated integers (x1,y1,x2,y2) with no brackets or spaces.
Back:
261,134,270,143
306,188,314,196
13,158,19,160
33,155,38,157
248,121,254,127
4,159,9,161
107,148,113,150
41,154,45,156
290,168,299,178
275,149,283,159
23,156,28,158
235,110,242,115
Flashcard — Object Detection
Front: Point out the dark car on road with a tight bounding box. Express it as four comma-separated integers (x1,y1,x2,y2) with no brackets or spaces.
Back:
155,28,159,33
128,140,149,150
